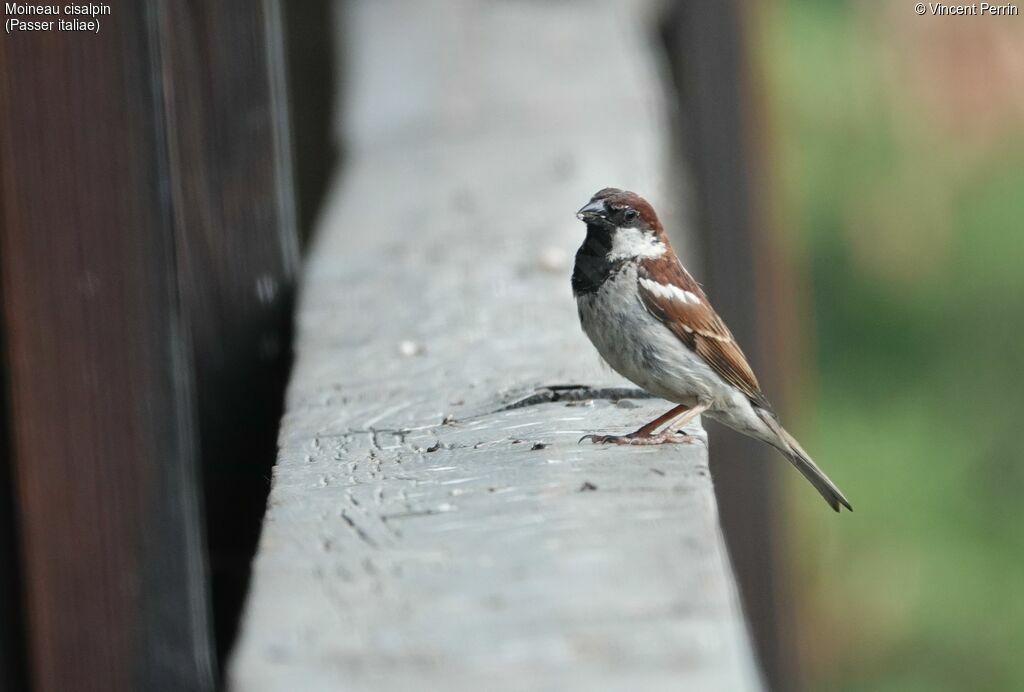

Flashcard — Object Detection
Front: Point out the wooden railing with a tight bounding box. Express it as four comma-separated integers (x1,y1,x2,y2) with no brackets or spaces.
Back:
227,1,763,689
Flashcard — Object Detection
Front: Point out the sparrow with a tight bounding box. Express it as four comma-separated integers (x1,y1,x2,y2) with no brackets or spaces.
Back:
573,188,851,512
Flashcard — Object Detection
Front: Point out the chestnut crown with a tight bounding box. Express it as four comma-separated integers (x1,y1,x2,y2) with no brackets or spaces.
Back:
576,188,662,232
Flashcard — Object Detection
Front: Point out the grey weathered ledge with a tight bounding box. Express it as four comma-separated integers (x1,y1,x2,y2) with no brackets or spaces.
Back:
227,1,762,690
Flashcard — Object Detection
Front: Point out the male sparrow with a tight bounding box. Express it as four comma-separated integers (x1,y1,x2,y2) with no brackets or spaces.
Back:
573,188,851,512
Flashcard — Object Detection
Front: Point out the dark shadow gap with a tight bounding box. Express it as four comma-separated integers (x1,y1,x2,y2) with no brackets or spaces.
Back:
0,264,29,692
205,0,339,676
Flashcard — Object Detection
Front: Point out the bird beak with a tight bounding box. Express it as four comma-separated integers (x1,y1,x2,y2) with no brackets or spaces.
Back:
576,199,608,223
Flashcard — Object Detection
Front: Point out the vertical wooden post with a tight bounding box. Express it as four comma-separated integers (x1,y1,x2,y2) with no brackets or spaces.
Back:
281,0,337,244
154,0,300,662
665,1,794,689
0,0,302,687
0,4,216,689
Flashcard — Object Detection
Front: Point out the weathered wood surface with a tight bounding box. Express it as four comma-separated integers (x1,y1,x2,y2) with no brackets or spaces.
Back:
228,1,762,690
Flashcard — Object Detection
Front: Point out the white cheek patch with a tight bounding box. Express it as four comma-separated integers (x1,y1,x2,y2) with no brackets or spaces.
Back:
608,228,667,260
639,277,701,305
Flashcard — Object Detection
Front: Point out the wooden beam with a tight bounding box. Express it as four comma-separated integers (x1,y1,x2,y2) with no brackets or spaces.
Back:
228,1,762,689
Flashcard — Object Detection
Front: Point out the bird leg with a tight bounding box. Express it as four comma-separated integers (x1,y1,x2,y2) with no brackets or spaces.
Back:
580,403,708,445
633,404,691,436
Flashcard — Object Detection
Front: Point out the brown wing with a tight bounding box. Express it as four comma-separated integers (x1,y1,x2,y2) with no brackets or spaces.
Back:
637,260,771,409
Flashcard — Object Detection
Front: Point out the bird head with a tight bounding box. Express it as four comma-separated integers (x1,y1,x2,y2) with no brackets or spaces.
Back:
576,188,666,260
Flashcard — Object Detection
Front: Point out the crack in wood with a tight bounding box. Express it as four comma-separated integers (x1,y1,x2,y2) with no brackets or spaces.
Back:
495,385,653,412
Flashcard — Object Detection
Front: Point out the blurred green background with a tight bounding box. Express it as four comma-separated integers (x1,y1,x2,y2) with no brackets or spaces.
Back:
760,2,1024,690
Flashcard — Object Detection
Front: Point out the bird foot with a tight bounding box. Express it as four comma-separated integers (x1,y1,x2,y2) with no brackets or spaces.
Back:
579,431,697,446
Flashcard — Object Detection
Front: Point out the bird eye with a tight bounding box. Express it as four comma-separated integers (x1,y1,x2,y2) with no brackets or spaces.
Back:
623,208,639,223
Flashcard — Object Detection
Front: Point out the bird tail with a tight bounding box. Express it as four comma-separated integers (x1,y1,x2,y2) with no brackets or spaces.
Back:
756,409,852,513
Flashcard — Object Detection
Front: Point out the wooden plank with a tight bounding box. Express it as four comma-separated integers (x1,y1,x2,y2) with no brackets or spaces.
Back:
665,1,795,688
0,6,215,691
155,0,300,663
228,1,762,690
281,0,337,243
